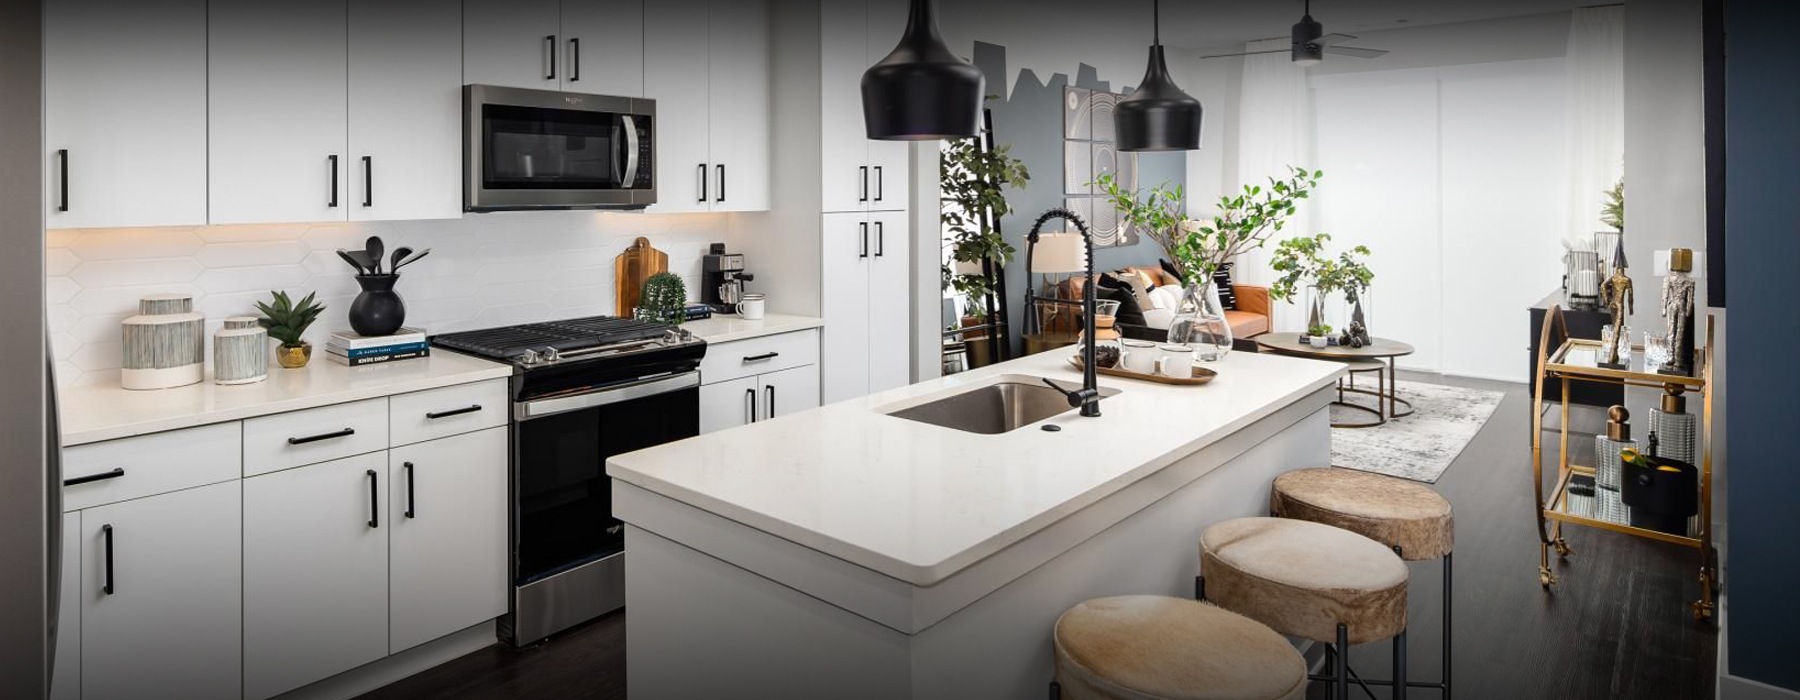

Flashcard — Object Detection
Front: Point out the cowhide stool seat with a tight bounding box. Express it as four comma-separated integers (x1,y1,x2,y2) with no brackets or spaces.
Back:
1271,467,1455,698
1050,596,1307,700
1199,517,1409,700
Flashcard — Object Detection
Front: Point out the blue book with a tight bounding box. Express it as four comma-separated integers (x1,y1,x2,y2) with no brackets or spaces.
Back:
330,341,429,358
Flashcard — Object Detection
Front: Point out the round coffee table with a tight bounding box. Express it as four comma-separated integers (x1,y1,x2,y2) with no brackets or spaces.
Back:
1255,333,1416,428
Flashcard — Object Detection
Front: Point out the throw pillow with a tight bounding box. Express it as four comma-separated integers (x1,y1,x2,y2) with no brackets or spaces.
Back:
1211,263,1239,311
1094,274,1148,326
1158,258,1186,287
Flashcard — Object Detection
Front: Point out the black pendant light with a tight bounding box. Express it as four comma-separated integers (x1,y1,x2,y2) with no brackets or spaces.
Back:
861,0,984,141
1116,0,1202,152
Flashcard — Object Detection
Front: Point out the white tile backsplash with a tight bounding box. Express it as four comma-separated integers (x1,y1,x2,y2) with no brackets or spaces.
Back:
49,211,732,386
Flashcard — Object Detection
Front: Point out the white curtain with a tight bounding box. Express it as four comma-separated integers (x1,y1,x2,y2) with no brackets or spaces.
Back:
1234,39,1315,331
1565,6,1625,245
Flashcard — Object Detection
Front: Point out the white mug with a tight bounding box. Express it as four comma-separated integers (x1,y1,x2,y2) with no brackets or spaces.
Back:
736,293,766,320
1157,345,1195,378
1121,340,1157,374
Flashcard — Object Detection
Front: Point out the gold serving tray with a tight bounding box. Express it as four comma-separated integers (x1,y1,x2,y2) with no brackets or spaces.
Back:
1068,355,1217,386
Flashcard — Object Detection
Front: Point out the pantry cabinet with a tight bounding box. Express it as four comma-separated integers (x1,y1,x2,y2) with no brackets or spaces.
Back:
821,210,911,403
820,0,909,214
44,0,208,229
645,0,770,214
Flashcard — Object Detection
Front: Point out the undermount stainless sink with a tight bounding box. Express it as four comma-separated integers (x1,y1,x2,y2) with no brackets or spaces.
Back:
883,375,1121,435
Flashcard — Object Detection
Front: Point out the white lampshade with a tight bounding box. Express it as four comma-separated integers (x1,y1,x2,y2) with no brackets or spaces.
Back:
1031,233,1088,274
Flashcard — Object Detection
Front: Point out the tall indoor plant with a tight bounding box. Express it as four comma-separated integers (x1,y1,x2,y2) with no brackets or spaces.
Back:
941,119,1029,366
1098,166,1324,356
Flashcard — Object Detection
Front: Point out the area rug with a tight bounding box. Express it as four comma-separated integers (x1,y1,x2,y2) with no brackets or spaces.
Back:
1330,380,1504,483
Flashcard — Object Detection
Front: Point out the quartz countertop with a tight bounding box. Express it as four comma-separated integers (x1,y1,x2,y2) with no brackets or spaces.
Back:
680,313,822,344
59,351,513,446
607,348,1346,586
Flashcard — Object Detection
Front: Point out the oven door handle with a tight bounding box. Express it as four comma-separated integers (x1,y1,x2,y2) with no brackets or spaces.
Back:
515,372,699,421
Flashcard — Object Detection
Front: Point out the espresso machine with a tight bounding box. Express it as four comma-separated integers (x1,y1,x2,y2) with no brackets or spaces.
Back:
702,243,753,314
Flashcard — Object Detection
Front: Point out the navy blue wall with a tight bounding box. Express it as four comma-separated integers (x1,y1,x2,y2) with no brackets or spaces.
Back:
1724,0,1800,691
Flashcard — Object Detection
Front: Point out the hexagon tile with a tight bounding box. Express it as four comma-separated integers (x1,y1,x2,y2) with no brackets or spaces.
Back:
48,211,731,386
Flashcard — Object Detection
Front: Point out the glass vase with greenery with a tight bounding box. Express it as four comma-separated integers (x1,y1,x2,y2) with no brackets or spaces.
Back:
941,123,1030,320
1271,233,1374,341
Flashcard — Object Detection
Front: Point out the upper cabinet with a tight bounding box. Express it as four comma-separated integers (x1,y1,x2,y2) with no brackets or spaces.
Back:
210,0,462,225
463,0,643,98
645,0,770,214
821,0,909,214
45,0,208,230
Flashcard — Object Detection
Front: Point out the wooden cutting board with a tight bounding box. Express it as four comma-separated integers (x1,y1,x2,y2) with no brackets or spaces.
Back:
615,236,669,316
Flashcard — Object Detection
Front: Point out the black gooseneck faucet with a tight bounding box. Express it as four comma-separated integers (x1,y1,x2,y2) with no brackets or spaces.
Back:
1027,208,1102,417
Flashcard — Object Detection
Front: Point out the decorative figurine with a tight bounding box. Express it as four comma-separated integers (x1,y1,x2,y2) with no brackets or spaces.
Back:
1661,248,1697,375
1599,238,1633,369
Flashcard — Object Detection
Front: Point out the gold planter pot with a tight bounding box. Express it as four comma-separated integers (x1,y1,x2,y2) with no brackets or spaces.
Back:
275,342,313,369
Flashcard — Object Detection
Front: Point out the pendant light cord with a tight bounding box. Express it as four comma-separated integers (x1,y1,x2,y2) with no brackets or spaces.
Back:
1153,0,1161,46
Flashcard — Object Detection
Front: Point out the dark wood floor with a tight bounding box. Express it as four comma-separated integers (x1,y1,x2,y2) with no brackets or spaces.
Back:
357,373,1715,700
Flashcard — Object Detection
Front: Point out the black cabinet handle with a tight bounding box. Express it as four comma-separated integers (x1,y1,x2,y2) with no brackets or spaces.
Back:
57,149,69,212
698,163,708,202
366,469,380,528
361,156,373,207
288,427,355,445
765,385,775,420
403,462,416,519
859,222,869,258
425,405,483,420
545,35,557,80
742,352,780,363
859,166,869,202
874,166,884,202
875,221,885,257
328,155,339,208
64,467,124,487
745,388,757,424
716,164,725,202
569,38,581,82
101,524,115,595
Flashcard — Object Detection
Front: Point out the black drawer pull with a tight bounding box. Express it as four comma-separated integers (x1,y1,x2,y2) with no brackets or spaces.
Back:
425,405,483,420
742,352,780,363
64,467,125,486
366,469,380,529
102,524,115,595
403,462,416,519
288,428,355,445
328,154,339,208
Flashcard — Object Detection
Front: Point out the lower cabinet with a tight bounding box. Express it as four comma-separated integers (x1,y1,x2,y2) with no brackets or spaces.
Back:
80,481,242,700
244,452,391,700
388,428,509,654
52,513,80,700
699,375,759,434
699,365,821,433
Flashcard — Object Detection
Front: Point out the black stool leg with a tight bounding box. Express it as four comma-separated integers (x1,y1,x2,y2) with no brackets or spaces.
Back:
1049,680,1061,699
1444,553,1453,700
1336,623,1349,700
1393,630,1407,700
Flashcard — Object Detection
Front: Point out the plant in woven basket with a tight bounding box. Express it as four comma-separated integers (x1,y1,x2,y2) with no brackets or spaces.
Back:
638,272,688,324
255,291,325,349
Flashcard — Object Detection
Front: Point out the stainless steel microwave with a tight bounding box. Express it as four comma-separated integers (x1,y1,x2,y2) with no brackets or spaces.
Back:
465,85,655,211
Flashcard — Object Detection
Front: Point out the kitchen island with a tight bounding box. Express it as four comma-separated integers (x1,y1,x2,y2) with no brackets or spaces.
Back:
606,348,1346,699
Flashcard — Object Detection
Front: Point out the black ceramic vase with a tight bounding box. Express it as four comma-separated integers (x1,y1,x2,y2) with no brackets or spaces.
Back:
349,274,406,337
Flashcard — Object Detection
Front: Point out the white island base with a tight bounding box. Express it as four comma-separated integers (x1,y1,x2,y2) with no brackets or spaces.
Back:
614,374,1333,699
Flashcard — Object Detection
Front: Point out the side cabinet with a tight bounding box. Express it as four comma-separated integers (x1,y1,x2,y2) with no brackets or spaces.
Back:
698,330,822,433
388,427,509,654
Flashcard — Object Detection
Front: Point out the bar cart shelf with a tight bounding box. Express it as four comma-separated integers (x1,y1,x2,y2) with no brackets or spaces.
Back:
1531,306,1717,621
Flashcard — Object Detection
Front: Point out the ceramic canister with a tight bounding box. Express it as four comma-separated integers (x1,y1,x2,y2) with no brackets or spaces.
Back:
214,316,269,385
120,294,205,390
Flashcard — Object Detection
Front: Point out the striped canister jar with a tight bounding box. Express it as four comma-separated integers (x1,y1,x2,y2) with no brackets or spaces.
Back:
214,316,269,385
120,294,206,390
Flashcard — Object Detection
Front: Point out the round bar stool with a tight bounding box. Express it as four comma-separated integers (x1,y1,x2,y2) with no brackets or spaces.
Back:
1050,595,1307,700
1270,467,1455,699
1198,517,1409,700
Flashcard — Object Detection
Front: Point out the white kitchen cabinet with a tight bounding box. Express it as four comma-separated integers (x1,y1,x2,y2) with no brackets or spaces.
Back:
207,0,350,225
760,365,821,420
820,0,908,214
464,0,642,96
51,512,79,700
44,0,208,229
388,427,508,654
80,482,241,700
349,0,464,222
820,210,910,403
646,0,770,214
243,452,390,700
699,375,760,434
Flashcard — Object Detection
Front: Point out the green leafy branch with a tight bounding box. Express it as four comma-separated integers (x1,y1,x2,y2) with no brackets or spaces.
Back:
1269,233,1373,303
1098,165,1322,284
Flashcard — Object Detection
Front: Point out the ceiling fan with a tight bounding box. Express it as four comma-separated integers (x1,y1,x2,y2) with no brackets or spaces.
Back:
1199,0,1390,65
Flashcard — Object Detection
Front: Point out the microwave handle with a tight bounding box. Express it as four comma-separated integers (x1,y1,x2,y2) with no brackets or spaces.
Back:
620,115,640,190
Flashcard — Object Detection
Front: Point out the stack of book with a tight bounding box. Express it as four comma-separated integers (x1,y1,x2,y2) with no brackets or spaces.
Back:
327,328,430,366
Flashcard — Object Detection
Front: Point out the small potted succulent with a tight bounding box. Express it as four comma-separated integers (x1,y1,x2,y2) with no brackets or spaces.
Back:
636,272,688,325
256,290,327,369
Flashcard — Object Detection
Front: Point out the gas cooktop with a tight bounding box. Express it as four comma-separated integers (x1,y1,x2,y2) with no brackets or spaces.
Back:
431,316,702,370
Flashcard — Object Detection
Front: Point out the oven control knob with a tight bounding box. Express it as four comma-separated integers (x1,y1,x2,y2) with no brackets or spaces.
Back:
542,347,562,363
662,328,693,345
519,349,542,366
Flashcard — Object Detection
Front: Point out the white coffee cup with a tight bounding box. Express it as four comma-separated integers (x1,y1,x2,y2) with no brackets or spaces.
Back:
1158,344,1195,378
736,293,766,320
1121,340,1157,374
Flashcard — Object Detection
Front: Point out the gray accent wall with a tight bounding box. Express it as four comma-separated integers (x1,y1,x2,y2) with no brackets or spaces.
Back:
0,0,49,697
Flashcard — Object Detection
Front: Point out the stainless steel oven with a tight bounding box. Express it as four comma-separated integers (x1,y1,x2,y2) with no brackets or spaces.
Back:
465,84,655,211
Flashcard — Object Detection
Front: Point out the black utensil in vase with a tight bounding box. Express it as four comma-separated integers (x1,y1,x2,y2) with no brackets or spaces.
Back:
393,248,431,271
366,236,386,274
389,247,413,276
346,249,379,275
336,249,370,275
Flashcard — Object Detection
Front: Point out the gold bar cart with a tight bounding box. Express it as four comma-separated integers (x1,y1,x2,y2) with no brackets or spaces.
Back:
1530,306,1718,620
